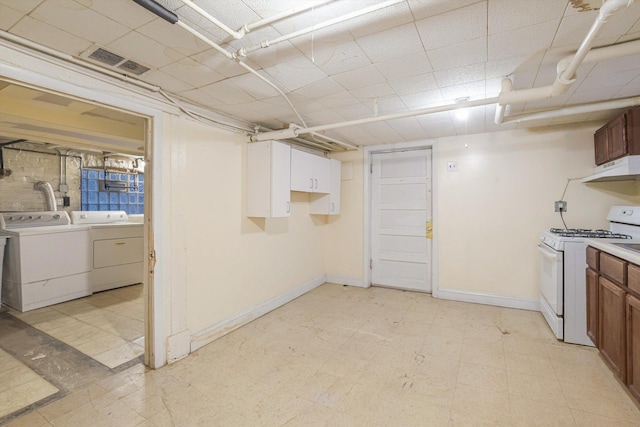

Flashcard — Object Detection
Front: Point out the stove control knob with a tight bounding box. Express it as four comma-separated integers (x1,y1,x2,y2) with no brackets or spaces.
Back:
53,214,60,220
28,216,33,219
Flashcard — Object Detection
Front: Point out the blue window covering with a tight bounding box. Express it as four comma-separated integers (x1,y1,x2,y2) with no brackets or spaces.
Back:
80,169,144,215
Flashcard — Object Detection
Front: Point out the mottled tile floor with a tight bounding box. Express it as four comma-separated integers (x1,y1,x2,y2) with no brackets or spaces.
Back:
8,284,144,369
4,283,640,426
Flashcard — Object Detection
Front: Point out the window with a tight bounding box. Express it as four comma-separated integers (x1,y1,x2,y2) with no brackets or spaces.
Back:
80,169,144,214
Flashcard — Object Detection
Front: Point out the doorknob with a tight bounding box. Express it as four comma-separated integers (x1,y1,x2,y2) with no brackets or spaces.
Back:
425,220,433,239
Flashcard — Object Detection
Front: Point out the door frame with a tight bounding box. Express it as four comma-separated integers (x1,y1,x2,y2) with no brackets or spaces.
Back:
364,139,440,296
0,44,169,368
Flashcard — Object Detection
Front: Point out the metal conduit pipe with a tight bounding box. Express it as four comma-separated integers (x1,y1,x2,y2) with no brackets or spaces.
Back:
496,0,636,122
237,0,406,57
309,132,359,150
251,97,499,142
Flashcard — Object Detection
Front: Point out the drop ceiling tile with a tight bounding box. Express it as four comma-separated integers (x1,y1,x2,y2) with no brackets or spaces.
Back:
375,52,433,81
76,0,156,29
293,78,345,98
316,91,360,108
427,37,486,70
300,108,346,125
400,89,445,109
0,4,22,30
136,18,211,56
347,2,414,39
589,56,640,76
552,12,597,48
440,81,487,102
107,31,184,68
485,58,528,79
408,0,483,21
434,63,486,88
297,40,372,76
355,23,425,63
159,57,226,88
144,70,195,93
191,49,251,78
332,102,373,119
415,2,487,51
372,96,408,115
387,117,429,141
228,72,285,100
488,20,558,62
363,121,403,142
240,41,306,70
10,15,92,55
578,69,640,91
189,0,261,32
31,0,129,46
332,64,386,90
0,0,43,13
567,86,623,104
485,77,503,98
488,0,567,35
598,3,640,40
389,73,439,96
262,56,328,91
349,82,395,101
190,80,256,106
166,4,228,43
330,125,381,145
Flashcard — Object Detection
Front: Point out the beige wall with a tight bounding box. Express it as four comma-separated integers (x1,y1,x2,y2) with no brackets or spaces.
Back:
171,118,328,334
327,125,640,302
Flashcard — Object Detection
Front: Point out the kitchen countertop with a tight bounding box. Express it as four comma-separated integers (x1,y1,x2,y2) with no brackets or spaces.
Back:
585,238,640,265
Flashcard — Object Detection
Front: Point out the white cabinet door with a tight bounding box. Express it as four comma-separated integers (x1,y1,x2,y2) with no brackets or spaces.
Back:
247,141,291,217
310,159,341,215
290,149,314,192
291,149,330,193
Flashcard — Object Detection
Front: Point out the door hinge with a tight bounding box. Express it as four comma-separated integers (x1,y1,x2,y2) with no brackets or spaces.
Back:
370,163,373,174
370,259,373,269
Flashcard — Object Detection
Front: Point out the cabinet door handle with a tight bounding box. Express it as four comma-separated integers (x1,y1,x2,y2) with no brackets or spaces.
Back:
310,178,313,189
115,242,126,245
331,202,335,212
286,201,290,213
314,178,318,189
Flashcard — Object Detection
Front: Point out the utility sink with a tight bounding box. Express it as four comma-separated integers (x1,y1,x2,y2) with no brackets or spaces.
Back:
611,243,640,253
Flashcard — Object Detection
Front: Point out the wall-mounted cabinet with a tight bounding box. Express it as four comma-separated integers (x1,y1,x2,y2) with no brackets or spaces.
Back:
290,149,330,193
247,141,291,218
310,159,341,215
594,107,640,166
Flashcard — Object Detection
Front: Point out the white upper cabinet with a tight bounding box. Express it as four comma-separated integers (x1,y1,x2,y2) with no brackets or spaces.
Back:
290,149,330,193
247,141,291,218
310,159,341,215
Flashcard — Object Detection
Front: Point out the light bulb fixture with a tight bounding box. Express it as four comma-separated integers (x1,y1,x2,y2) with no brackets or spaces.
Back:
454,96,470,121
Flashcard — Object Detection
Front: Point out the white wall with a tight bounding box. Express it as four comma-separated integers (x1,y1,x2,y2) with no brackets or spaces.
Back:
327,125,640,304
170,118,327,336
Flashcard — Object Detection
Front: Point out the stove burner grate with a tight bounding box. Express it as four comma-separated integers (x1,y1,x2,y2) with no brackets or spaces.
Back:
550,228,632,239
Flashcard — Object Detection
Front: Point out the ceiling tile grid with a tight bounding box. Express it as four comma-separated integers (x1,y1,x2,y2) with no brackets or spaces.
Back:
0,0,639,147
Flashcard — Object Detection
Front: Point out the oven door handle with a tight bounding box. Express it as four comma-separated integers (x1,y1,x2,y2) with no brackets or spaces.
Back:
537,243,560,260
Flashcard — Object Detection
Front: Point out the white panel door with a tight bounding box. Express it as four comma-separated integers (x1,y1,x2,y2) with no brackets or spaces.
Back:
371,149,432,292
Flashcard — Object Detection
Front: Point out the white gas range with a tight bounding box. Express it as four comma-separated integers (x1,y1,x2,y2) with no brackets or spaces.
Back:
539,206,640,346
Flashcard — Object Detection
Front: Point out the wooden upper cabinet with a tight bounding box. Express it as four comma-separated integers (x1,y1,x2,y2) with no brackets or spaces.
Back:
607,114,627,161
594,125,608,166
594,107,640,166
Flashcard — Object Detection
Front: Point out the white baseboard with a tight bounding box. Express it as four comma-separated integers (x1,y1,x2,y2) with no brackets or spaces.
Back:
190,275,325,352
324,274,368,288
434,288,540,311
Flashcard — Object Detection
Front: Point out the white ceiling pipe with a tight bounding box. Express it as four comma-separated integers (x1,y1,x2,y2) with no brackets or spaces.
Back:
494,78,513,125
502,96,640,124
176,21,234,59
180,0,243,39
309,131,359,150
556,38,640,76
241,0,337,35
238,0,406,57
496,0,635,120
251,97,500,141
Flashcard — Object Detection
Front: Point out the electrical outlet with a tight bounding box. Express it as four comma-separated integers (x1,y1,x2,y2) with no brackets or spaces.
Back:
447,161,458,171
555,201,567,212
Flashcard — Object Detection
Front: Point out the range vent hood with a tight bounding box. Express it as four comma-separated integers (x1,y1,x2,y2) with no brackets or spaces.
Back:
581,156,640,183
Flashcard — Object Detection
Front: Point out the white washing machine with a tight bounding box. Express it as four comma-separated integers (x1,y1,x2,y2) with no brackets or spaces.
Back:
0,211,92,312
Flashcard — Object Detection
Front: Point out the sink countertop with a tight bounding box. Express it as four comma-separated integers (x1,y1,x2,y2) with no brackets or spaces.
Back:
585,238,640,265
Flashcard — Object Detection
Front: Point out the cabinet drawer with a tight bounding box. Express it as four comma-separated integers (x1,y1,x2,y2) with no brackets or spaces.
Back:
629,264,640,294
587,246,599,270
600,252,626,284
93,237,144,268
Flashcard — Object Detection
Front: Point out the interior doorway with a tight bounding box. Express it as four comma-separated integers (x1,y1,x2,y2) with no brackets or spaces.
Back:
370,148,433,292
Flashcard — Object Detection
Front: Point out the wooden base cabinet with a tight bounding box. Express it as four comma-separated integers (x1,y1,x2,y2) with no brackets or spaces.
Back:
586,268,599,346
599,276,628,382
628,294,640,401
